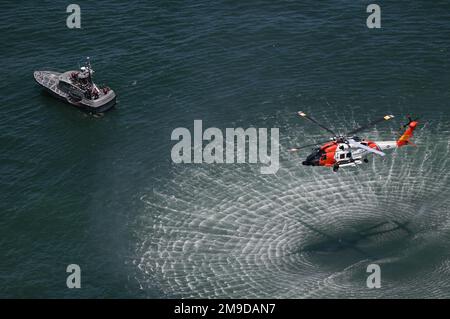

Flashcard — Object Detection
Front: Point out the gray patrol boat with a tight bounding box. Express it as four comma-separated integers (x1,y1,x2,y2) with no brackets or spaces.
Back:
34,57,116,113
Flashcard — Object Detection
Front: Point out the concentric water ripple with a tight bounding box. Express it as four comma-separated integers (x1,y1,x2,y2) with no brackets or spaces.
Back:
135,116,450,298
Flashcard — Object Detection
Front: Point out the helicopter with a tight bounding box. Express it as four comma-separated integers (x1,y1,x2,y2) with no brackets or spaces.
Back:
289,111,419,172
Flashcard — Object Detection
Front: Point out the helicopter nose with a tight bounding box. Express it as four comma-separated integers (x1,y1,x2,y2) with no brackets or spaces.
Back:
302,161,310,166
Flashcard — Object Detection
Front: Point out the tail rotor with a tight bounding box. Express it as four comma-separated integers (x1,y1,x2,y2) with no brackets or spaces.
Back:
401,115,419,129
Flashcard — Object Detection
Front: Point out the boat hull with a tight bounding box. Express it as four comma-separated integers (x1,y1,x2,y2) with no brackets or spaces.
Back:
34,71,116,114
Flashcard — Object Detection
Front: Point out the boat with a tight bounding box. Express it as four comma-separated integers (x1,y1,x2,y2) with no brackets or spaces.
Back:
34,57,116,113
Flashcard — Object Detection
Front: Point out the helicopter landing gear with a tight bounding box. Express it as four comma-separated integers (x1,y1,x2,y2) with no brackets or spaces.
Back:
333,164,339,172
363,158,369,163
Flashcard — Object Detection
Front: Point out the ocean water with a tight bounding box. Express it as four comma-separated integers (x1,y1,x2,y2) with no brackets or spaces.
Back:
1,1,450,298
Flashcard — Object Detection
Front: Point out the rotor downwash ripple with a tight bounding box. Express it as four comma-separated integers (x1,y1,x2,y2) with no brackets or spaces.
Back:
135,121,450,298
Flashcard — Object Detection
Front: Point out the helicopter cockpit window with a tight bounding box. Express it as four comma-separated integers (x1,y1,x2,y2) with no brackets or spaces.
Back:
306,149,322,163
339,154,345,159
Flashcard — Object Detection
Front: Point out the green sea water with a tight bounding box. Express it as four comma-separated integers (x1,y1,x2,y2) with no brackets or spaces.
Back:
1,1,450,298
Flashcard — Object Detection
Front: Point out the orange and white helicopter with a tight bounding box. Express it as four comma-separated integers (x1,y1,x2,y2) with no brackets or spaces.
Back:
289,111,418,172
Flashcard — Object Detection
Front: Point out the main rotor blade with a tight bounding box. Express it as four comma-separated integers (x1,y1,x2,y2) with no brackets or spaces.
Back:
288,139,332,152
346,114,395,136
348,141,385,156
288,143,320,152
296,111,337,136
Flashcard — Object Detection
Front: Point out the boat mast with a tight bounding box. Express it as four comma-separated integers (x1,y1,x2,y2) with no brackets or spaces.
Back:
86,57,93,85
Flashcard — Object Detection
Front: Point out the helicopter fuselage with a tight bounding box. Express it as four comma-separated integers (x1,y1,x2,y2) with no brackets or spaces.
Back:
302,139,398,168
